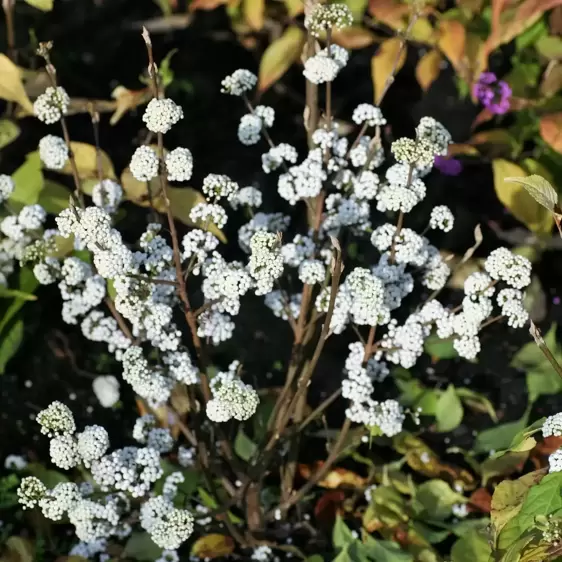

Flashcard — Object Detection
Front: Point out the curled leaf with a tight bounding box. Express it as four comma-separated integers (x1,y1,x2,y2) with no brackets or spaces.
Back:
258,26,305,92
492,159,554,235
110,86,152,125
504,175,559,214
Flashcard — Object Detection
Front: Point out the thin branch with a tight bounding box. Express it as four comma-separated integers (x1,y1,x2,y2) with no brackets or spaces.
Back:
530,321,562,381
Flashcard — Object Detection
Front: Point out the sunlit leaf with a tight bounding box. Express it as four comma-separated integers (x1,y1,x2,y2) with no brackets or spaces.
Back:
415,479,467,520
0,120,20,149
437,19,465,72
59,142,116,180
435,385,464,432
282,0,303,17
243,0,265,31
371,37,407,104
10,151,43,210
368,0,409,29
536,35,562,59
110,86,152,126
492,159,554,235
345,0,369,21
332,27,378,49
505,174,559,214
481,451,529,486
473,410,530,454
0,55,34,113
415,49,442,91
191,534,235,559
23,0,53,10
2,536,34,562
258,26,305,92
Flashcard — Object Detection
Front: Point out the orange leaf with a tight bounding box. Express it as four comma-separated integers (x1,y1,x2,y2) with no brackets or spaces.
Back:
298,463,367,489
371,37,407,104
415,49,442,91
540,112,562,153
368,0,409,28
469,487,492,513
189,0,228,10
190,534,235,559
258,26,305,92
332,26,378,49
471,108,495,130
535,435,562,455
437,19,466,72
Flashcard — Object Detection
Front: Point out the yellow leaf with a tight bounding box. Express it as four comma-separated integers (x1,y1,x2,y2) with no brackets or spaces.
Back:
437,19,466,72
539,112,562,154
2,536,34,562
11,151,43,210
109,86,151,125
0,119,20,149
368,0,409,29
243,0,264,30
120,168,227,243
190,534,235,559
258,26,306,92
345,0,369,21
410,17,435,45
415,49,442,91
371,37,407,104
0,55,34,114
60,142,116,180
23,0,54,10
492,159,554,235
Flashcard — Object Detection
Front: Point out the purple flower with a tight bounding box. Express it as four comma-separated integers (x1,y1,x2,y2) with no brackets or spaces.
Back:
434,155,462,176
473,72,512,115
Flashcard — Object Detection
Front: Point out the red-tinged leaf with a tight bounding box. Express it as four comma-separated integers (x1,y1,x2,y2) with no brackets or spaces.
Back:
258,26,305,92
415,49,442,91
469,488,492,513
471,108,495,130
190,534,235,559
437,19,466,72
540,112,562,153
368,0,409,28
314,490,345,526
535,435,562,456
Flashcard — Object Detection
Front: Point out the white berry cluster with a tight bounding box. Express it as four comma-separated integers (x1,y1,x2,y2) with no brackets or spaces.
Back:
221,69,257,96
91,179,123,214
429,205,455,232
248,231,284,295
166,147,193,182
39,135,69,170
543,413,562,438
206,362,260,423
130,145,159,182
304,45,349,85
33,86,70,124
142,98,184,134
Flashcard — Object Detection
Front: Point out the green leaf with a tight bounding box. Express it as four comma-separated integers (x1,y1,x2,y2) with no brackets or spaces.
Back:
415,480,466,520
333,515,354,549
515,17,548,51
0,287,37,301
234,428,257,461
450,527,492,562
512,323,559,372
536,35,562,59
362,535,414,561
305,557,325,562
0,267,39,337
10,151,44,211
0,319,23,374
527,367,562,402
123,532,162,561
252,396,276,442
481,451,530,486
456,387,498,422
424,334,458,359
435,385,464,432
258,26,306,92
504,175,559,213
23,0,54,11
0,119,19,149
38,180,71,214
26,462,69,488
516,472,562,530
473,410,530,454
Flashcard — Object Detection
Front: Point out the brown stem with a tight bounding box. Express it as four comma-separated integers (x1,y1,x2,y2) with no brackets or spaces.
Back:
363,325,376,364
297,387,342,432
304,33,319,149
104,297,133,341
89,107,105,185
267,418,351,519
389,210,404,264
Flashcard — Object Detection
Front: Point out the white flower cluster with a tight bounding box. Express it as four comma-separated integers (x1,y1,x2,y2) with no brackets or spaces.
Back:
221,69,257,96
249,231,284,295
142,98,183,134
543,413,562,438
140,496,194,549
304,3,353,37
238,106,275,146
206,361,259,423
